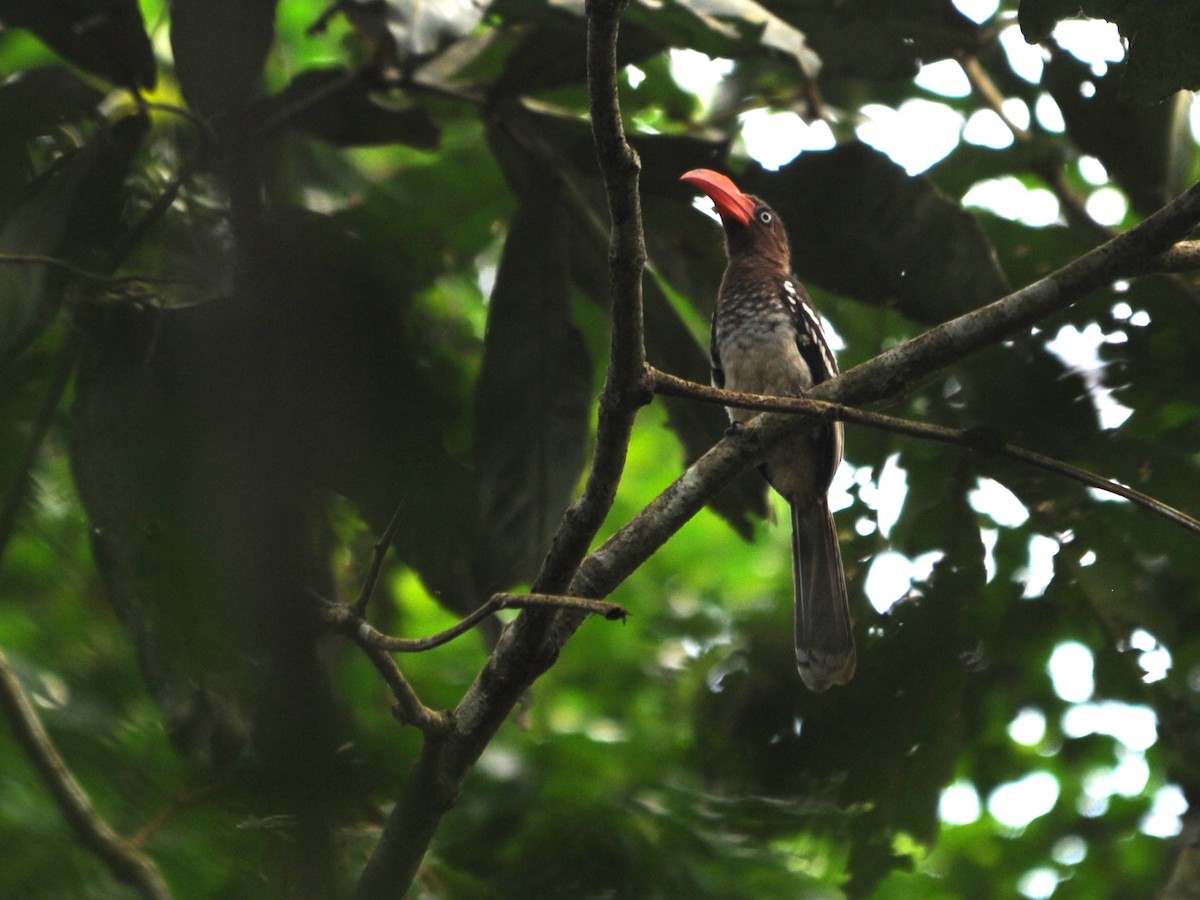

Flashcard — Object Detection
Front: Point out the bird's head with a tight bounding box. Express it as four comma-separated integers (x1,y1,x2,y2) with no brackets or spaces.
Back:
680,168,790,267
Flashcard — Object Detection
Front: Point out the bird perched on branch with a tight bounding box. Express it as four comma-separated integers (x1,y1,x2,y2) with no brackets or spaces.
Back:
681,168,854,692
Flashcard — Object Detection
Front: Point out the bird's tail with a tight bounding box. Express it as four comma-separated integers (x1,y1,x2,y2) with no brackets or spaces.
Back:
791,499,855,692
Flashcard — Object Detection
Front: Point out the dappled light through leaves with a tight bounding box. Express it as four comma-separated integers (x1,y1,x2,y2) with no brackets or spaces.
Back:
2,1,1200,898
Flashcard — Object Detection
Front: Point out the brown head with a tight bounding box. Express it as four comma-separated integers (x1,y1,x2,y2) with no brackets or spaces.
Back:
680,168,791,269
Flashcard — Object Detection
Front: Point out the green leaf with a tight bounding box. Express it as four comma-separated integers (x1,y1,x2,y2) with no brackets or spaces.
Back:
472,186,593,588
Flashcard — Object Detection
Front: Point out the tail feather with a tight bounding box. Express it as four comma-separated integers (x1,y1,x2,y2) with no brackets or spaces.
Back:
791,499,855,692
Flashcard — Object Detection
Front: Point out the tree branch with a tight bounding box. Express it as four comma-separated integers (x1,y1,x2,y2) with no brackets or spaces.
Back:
351,501,404,617
829,181,1200,406
567,184,1200,604
531,0,651,594
651,368,1200,537
959,51,1200,310
0,648,172,900
352,5,647,894
1131,240,1200,276
352,11,1200,895
354,641,452,735
336,592,628,655
129,781,228,850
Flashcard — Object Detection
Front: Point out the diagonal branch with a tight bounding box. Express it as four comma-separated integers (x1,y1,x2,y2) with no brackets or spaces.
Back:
959,50,1200,311
569,184,1200,603
351,501,404,617
352,8,1200,896
352,4,647,896
531,0,651,594
828,179,1200,406
0,648,172,900
651,369,1200,537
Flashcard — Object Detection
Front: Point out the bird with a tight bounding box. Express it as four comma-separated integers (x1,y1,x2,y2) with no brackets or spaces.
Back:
681,168,855,692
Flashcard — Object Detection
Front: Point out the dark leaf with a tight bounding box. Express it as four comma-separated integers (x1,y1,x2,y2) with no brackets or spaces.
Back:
0,66,106,142
251,215,486,620
170,0,278,117
1020,0,1200,102
70,287,351,851
472,186,593,589
1044,51,1195,215
770,0,982,79
640,0,821,78
1017,0,1087,43
261,67,440,148
489,11,667,99
489,100,770,534
1112,0,1200,101
0,171,79,354
0,114,146,362
0,0,155,89
528,0,821,78
736,143,1011,323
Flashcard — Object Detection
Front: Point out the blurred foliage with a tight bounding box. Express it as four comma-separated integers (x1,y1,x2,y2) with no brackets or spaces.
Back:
1,0,1200,897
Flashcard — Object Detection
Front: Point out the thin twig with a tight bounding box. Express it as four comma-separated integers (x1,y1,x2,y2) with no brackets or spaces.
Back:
311,595,448,732
960,52,1200,310
355,641,451,735
650,368,1200,537
352,502,404,617
960,56,1033,143
258,67,359,135
326,587,624,733
0,254,190,286
0,253,113,284
339,592,628,653
106,150,205,272
327,591,626,653
129,780,228,850
0,648,172,899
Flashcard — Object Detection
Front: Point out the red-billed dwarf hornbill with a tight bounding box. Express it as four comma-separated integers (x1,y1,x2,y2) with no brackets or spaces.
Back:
681,168,854,692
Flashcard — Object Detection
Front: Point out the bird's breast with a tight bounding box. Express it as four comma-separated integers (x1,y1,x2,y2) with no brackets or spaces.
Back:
715,311,815,423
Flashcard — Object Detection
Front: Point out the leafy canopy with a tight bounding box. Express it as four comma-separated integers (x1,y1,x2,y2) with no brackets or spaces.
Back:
1,0,1199,897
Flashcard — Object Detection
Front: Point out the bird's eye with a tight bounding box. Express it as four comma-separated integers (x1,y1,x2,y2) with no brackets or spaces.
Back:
757,209,773,224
